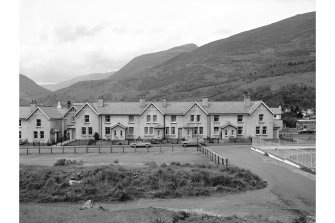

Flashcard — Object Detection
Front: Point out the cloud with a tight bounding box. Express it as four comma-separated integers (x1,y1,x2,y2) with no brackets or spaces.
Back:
54,23,107,43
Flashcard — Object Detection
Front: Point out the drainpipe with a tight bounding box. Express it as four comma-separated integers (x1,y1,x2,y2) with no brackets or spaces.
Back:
163,115,166,139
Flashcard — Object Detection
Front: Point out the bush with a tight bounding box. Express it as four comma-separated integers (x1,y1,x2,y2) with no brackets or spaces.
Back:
113,159,119,164
94,132,99,141
54,159,83,166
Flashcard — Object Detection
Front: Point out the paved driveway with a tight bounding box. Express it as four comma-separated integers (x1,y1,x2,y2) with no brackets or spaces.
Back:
209,145,316,215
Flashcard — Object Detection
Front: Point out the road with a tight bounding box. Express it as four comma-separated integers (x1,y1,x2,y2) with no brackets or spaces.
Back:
210,145,315,215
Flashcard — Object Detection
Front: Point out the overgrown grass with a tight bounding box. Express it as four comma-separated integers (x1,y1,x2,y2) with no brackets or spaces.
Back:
20,161,267,203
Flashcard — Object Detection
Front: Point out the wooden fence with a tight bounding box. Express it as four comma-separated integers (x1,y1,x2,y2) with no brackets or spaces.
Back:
197,144,228,166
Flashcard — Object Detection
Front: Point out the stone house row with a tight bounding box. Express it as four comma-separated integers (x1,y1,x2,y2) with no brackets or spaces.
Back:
19,96,283,144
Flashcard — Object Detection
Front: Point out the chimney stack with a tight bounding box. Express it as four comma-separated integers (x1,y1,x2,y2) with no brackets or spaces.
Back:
162,96,167,107
202,96,208,107
97,95,104,107
67,101,71,109
57,101,62,109
139,95,146,107
30,100,37,111
244,95,251,106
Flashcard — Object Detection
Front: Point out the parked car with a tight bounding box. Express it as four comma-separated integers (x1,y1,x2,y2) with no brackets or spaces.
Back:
182,138,205,147
130,142,152,148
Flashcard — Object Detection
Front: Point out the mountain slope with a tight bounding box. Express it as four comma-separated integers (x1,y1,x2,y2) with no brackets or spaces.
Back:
110,43,198,81
37,12,315,110
20,74,51,105
42,71,116,91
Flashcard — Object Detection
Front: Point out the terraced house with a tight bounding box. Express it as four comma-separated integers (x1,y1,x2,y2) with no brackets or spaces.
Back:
19,96,282,143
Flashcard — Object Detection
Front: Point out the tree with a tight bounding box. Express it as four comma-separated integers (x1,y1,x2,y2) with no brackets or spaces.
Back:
94,132,99,141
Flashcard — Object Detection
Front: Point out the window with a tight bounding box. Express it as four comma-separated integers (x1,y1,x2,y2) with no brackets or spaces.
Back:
82,127,86,135
157,130,160,136
85,115,89,123
120,130,123,136
194,127,198,135
225,130,228,136
259,114,264,122
187,130,190,136
153,115,157,123
214,115,219,122
129,115,135,123
147,115,151,123
256,126,260,135
34,131,38,138
171,127,175,135
128,127,134,135
231,130,234,135
145,127,149,135
274,115,277,118
88,127,93,135
36,119,41,127
214,127,219,135
106,115,110,123
149,127,153,135
105,127,110,135
237,127,243,135
72,116,75,122
262,126,267,135
197,115,201,122
199,127,203,134
114,130,117,136
19,131,21,139
190,115,194,122
171,115,176,122
165,127,169,135
237,115,243,122
19,120,21,127
40,131,44,139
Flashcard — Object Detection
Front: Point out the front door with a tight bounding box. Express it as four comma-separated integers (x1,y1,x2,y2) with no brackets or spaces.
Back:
178,128,182,139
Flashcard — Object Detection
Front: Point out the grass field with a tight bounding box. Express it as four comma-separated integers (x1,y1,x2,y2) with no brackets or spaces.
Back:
19,146,202,167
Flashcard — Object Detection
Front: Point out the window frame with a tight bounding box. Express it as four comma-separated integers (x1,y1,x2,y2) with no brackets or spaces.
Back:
105,127,110,135
199,127,204,135
34,131,38,139
88,127,93,135
262,126,267,135
196,115,201,122
214,115,219,122
171,127,175,135
19,120,21,127
71,116,75,123
237,115,243,122
256,126,260,135
153,115,157,123
82,127,86,135
129,115,135,123
190,115,194,122
36,119,41,127
259,114,264,122
214,127,220,135
171,115,177,123
231,130,234,135
19,131,21,139
165,127,169,135
146,115,151,123
145,127,149,135
194,127,198,135
149,127,154,135
85,115,90,123
128,127,134,135
40,131,44,139
105,115,111,123
237,127,243,135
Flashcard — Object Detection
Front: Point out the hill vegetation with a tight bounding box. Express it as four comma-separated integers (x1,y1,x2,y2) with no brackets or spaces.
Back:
19,74,51,105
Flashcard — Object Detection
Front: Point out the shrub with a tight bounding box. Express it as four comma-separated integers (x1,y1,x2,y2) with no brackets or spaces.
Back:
94,132,99,141
54,159,82,166
88,139,95,145
113,159,119,164
160,163,167,168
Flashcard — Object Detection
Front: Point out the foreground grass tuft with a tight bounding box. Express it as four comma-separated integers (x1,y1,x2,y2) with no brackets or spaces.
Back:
20,162,267,203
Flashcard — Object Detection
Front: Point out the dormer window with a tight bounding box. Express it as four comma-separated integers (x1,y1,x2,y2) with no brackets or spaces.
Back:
85,115,89,123
36,119,41,127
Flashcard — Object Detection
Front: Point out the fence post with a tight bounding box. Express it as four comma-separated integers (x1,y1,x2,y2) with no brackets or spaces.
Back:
62,146,64,154
222,158,224,165
26,147,28,155
110,146,112,153
172,145,174,152
51,147,52,154
74,147,76,154
160,145,162,152
225,159,229,166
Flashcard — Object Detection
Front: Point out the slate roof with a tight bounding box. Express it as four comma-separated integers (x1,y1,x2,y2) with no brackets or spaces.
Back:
270,107,282,115
89,101,263,115
19,107,31,119
21,106,64,120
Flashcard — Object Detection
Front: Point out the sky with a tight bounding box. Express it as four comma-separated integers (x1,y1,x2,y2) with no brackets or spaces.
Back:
20,0,315,84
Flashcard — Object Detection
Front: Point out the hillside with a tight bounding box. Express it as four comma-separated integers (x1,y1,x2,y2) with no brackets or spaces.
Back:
36,12,315,110
19,74,51,105
41,71,116,91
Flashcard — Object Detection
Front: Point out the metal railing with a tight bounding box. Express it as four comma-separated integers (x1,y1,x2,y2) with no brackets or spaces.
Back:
252,137,315,170
198,144,228,166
